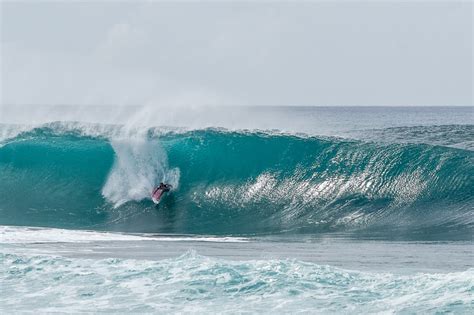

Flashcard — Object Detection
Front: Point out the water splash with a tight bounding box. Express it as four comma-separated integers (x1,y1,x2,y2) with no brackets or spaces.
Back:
102,136,179,207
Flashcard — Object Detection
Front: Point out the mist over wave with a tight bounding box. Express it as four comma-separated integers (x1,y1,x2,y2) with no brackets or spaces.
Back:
0,122,472,239
1,105,473,140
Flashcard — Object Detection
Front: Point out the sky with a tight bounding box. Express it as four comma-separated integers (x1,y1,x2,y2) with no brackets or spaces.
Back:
0,0,472,107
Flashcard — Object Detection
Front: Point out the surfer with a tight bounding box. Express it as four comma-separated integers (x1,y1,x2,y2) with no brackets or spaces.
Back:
151,183,172,204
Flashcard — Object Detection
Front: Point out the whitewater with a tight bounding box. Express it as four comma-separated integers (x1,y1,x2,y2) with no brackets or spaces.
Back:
1,105,473,313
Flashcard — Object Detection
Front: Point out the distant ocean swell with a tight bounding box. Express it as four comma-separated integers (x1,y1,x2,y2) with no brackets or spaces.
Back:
0,124,472,238
1,251,473,313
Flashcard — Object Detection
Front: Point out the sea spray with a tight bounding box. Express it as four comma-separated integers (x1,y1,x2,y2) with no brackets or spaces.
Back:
102,136,180,207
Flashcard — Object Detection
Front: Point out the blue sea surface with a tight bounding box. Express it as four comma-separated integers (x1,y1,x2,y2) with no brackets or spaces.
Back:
0,106,473,313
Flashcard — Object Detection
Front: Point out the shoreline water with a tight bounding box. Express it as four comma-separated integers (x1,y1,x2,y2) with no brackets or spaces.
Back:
2,225,472,274
2,226,473,313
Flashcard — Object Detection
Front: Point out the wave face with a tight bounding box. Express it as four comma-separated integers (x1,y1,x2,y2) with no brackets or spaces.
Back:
0,124,472,239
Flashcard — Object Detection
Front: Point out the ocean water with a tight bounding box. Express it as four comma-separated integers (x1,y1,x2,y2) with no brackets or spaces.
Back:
0,106,473,313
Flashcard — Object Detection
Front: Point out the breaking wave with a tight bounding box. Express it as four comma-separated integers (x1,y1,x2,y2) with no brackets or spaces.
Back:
0,123,472,239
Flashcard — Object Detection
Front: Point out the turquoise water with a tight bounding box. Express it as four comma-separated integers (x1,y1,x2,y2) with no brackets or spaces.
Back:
1,124,472,238
0,106,473,313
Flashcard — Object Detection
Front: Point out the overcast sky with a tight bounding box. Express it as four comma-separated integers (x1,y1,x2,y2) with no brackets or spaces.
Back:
1,1,472,106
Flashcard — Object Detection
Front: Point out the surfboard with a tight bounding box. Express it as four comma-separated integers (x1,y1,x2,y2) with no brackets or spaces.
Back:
151,189,164,204
151,185,172,204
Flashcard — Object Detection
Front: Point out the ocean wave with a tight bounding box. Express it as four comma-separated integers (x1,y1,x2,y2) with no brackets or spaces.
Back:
0,124,472,239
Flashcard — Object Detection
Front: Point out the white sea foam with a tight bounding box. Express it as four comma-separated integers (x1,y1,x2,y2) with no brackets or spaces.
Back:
0,225,148,243
1,250,472,313
0,226,248,244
